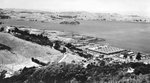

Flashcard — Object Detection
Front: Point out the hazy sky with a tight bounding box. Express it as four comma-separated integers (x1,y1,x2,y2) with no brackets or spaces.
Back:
0,0,150,16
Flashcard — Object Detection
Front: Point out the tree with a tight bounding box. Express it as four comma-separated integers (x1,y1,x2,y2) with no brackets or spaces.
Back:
136,52,142,60
60,47,67,54
123,52,128,59
0,27,4,32
53,41,61,50
0,70,7,79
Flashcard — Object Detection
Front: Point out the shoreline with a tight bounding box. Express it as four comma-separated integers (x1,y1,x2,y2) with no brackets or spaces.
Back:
1,19,150,55
60,30,150,55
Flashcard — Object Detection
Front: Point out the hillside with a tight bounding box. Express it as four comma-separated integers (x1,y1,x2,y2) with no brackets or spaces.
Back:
0,26,86,73
0,32,64,71
0,8,150,23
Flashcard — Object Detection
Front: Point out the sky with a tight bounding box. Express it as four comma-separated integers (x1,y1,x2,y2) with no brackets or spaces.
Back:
0,0,150,17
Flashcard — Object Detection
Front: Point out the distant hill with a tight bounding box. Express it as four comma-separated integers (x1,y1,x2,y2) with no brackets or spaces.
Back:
0,8,150,23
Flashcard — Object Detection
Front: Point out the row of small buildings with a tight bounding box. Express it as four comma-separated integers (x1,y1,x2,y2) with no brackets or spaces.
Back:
77,43,125,56
87,45,125,55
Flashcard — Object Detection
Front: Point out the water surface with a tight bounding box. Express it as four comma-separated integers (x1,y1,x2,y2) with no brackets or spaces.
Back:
1,19,150,53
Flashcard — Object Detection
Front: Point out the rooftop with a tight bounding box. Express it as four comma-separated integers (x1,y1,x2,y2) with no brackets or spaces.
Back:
88,45,125,55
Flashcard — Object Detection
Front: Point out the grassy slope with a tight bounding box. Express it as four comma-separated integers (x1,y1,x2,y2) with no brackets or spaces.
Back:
59,53,85,63
0,32,64,70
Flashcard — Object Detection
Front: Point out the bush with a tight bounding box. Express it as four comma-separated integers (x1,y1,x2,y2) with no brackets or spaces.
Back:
3,62,150,83
28,62,87,83
10,28,53,47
